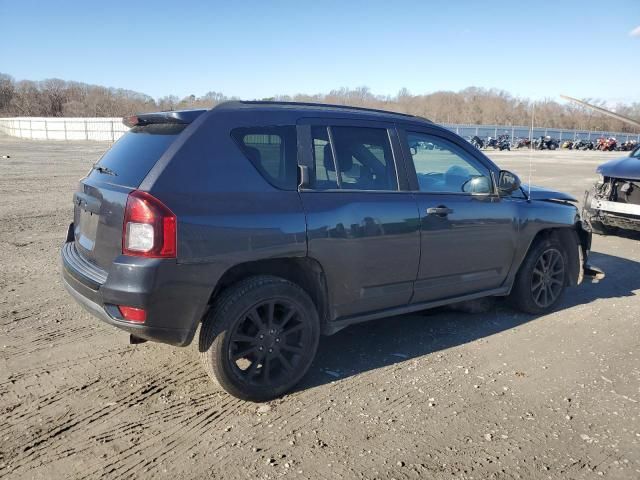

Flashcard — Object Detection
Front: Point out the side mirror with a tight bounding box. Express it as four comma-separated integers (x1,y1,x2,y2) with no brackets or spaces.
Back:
498,170,521,194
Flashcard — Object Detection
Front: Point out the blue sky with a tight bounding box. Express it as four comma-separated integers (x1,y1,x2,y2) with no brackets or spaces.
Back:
1,0,639,103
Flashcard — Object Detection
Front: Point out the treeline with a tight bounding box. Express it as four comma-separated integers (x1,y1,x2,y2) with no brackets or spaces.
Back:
1,73,638,133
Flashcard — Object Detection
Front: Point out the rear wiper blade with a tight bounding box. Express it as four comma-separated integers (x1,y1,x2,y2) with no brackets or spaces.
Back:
92,165,117,176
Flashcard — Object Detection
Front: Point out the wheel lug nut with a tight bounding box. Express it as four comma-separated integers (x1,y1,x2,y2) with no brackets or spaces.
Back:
268,348,273,353
259,334,264,339
275,338,280,343
259,346,263,351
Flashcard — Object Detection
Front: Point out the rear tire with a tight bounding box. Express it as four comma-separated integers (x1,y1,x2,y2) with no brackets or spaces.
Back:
199,275,320,402
509,237,567,315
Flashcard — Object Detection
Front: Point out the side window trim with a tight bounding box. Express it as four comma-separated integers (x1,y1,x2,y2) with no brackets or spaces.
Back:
399,128,497,196
326,126,343,189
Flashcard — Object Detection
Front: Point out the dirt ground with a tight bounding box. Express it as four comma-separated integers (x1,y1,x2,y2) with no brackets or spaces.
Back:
0,136,638,480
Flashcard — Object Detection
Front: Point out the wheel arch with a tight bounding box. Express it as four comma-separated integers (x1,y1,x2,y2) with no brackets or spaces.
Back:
515,226,583,288
208,257,330,333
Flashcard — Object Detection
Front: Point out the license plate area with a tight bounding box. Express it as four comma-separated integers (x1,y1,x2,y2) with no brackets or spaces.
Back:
76,207,99,251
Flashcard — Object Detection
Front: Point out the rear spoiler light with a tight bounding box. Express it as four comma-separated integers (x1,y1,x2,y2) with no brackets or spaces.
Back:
123,109,206,127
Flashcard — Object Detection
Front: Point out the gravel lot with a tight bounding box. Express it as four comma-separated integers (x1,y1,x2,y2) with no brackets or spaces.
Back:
0,136,638,480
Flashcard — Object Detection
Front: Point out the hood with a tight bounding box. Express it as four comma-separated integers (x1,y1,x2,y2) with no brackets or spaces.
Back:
522,184,577,202
597,155,640,181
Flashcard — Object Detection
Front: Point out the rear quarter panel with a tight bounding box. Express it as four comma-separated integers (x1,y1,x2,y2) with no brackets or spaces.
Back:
142,110,307,275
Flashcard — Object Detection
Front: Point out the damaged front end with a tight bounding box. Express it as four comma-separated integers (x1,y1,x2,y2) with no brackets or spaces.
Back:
583,174,640,233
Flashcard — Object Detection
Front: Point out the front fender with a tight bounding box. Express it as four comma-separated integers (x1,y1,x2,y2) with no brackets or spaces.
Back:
504,200,603,292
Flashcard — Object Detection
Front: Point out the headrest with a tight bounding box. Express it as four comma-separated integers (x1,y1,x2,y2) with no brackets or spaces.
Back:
444,165,468,186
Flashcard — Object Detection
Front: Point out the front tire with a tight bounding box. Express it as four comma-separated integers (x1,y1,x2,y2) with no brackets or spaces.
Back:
199,276,320,402
509,238,567,315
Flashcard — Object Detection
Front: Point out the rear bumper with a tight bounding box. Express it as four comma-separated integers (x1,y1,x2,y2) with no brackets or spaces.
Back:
61,239,214,346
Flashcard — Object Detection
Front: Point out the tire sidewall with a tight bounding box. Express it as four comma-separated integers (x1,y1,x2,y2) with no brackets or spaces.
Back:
203,278,320,402
511,238,568,314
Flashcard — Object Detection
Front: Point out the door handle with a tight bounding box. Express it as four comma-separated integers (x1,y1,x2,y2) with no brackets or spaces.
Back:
426,206,454,216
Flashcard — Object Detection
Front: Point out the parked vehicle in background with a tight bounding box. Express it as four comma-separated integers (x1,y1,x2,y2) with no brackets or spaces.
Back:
486,134,511,151
584,144,640,234
572,139,595,150
617,140,637,151
596,137,618,151
514,137,531,149
469,135,484,149
61,101,602,401
562,140,574,149
533,136,559,150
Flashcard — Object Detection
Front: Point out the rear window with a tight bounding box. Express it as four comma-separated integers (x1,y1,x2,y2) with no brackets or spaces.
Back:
90,123,185,187
231,126,298,190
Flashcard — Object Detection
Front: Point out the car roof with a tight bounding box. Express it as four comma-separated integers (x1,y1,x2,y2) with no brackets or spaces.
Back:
213,100,433,125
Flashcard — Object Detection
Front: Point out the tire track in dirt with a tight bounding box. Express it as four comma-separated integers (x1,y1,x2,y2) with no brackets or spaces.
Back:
93,397,245,479
2,357,201,477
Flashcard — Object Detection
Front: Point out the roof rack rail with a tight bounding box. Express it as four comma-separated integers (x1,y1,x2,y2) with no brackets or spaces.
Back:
215,100,432,123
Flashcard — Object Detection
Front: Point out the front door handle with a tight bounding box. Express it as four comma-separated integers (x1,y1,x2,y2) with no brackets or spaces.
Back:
426,206,454,217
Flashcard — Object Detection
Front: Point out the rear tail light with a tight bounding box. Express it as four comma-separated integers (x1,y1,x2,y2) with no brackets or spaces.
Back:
123,190,176,258
118,305,147,323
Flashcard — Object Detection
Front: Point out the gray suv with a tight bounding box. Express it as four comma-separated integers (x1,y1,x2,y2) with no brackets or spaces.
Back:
61,101,602,401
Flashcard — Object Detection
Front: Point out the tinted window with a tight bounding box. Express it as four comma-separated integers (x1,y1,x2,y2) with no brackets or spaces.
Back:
311,126,397,191
232,126,297,190
311,126,338,189
407,132,492,194
90,123,185,188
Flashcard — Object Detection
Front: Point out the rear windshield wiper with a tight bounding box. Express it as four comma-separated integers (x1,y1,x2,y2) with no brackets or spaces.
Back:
92,165,118,176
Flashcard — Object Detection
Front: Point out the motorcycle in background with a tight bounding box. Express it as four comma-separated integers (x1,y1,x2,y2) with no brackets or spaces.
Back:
572,139,594,150
595,137,617,151
617,140,638,151
533,136,559,150
486,134,511,151
469,135,484,149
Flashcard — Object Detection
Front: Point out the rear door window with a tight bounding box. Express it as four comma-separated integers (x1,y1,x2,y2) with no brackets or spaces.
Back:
311,126,338,189
90,123,186,188
311,126,398,191
231,126,298,190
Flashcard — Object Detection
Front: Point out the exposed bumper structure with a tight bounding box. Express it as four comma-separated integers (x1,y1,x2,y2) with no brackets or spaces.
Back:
590,198,640,216
583,180,640,233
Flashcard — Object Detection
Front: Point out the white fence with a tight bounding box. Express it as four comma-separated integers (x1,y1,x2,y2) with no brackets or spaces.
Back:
0,117,129,142
0,116,638,144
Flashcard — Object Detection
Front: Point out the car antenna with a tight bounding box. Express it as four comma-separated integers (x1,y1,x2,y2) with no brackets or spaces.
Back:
527,102,535,201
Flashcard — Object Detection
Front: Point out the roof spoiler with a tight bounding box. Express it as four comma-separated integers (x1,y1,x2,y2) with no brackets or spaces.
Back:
123,109,206,127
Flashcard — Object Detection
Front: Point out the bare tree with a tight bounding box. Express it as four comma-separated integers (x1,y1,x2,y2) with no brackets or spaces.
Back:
0,72,637,133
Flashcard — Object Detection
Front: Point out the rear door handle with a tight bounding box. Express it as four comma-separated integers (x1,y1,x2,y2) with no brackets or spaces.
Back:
426,206,454,216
